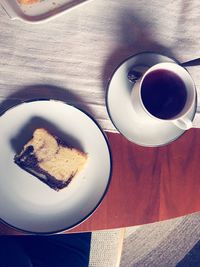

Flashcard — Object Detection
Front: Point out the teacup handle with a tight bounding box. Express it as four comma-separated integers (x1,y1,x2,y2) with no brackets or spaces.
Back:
172,117,193,130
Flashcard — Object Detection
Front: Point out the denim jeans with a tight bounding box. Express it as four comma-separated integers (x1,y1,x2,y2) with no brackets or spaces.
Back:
0,232,91,267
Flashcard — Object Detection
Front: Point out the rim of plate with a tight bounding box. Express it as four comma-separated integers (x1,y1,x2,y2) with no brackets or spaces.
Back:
0,98,113,235
106,51,197,147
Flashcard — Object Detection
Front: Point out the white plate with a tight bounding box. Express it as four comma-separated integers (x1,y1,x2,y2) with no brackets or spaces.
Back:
0,0,92,23
106,52,197,147
0,100,112,234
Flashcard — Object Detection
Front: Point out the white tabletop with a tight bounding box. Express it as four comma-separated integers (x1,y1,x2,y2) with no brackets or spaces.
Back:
0,0,199,132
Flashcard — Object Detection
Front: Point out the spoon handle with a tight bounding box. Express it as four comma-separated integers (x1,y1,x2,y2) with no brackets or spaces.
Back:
181,58,200,67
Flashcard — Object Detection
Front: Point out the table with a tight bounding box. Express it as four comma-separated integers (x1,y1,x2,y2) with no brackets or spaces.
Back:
74,129,200,232
1,129,200,235
0,0,200,235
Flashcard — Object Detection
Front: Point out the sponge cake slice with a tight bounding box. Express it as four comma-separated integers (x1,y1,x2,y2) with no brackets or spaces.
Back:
14,128,88,191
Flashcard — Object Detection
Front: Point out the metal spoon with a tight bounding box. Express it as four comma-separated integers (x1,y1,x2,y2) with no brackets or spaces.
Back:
128,57,200,83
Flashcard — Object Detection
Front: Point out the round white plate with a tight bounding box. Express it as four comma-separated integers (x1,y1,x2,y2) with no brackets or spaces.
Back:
106,52,197,147
0,100,112,234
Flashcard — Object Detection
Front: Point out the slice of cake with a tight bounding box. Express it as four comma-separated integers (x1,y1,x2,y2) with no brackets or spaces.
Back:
14,128,88,191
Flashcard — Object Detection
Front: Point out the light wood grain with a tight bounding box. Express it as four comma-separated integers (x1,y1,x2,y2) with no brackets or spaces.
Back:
71,129,200,233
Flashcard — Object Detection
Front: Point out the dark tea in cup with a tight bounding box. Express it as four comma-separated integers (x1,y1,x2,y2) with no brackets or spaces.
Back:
141,69,187,119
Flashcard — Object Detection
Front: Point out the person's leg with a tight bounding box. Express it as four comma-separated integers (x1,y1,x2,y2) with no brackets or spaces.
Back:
16,232,91,267
0,236,32,267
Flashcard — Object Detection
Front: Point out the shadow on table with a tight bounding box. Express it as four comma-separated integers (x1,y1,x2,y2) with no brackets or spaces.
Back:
102,8,177,91
0,84,95,153
0,84,94,117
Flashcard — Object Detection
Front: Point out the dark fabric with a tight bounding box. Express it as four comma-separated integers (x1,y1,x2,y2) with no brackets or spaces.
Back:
176,239,200,267
0,232,91,267
0,237,32,267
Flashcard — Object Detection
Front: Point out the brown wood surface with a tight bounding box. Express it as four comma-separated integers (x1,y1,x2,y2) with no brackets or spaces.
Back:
1,129,200,235
72,129,200,232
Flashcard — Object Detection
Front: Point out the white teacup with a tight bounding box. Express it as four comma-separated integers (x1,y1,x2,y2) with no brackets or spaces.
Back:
131,62,196,130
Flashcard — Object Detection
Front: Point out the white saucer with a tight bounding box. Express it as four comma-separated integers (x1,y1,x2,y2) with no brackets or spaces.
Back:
106,52,197,147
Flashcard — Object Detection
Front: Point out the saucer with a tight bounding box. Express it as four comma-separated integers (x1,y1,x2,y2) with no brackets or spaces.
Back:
106,52,196,147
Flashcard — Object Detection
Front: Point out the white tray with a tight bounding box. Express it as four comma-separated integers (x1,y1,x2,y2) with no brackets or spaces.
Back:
0,0,91,23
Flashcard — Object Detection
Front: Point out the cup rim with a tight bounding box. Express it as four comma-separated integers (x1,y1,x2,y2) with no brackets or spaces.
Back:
138,62,196,122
